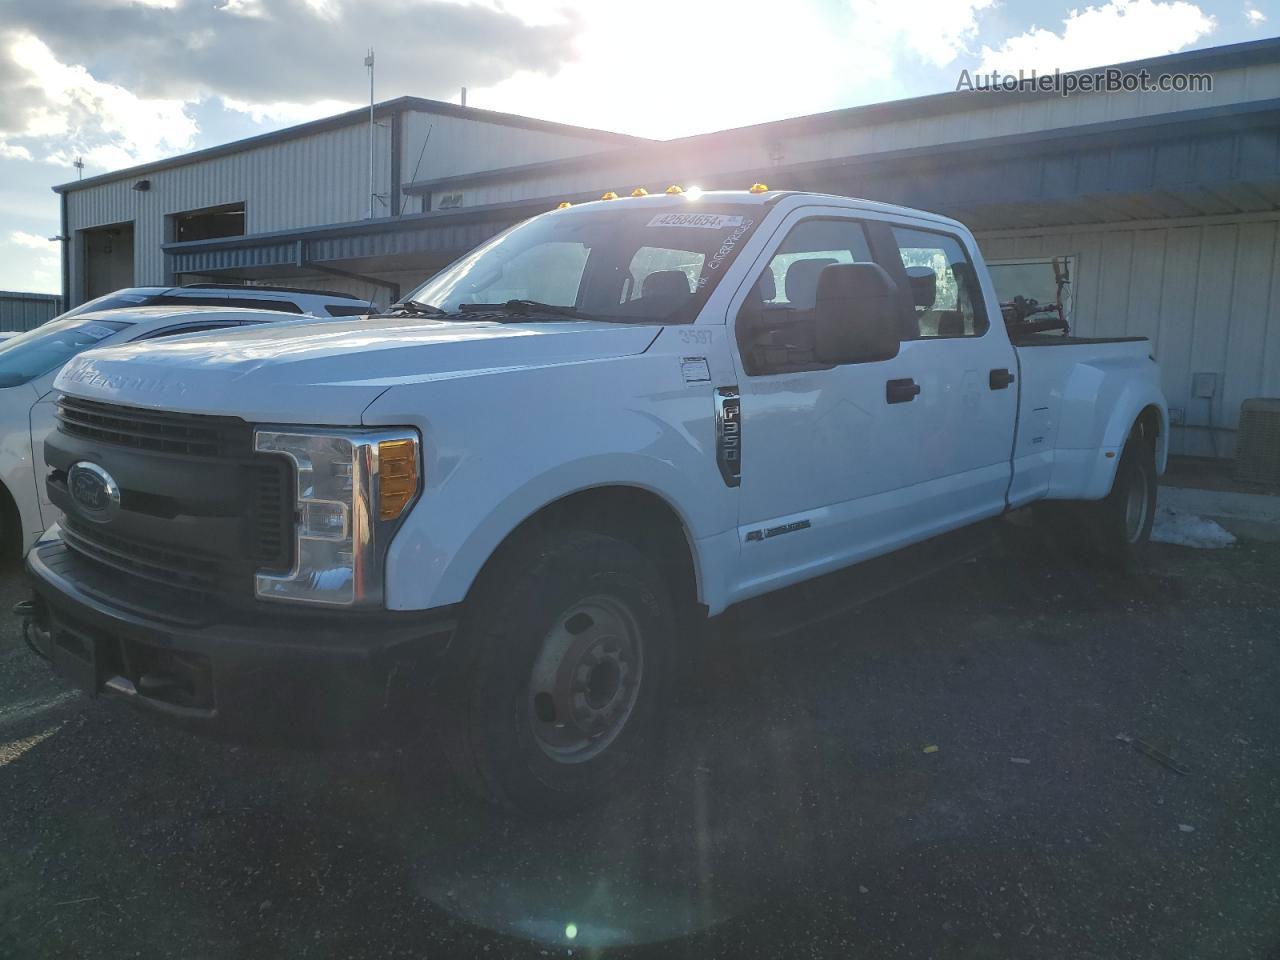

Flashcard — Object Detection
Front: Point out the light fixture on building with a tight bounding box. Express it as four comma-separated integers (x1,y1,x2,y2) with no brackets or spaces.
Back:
133,179,151,192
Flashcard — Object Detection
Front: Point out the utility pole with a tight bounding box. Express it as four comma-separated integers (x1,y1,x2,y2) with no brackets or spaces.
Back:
364,48,375,219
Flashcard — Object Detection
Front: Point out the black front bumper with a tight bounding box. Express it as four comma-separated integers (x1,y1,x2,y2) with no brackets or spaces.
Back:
25,538,456,744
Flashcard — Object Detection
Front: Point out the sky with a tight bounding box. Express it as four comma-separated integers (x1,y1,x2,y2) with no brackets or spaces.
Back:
0,0,1273,294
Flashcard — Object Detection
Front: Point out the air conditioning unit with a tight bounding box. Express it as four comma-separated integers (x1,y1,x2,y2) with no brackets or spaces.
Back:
1234,398,1280,485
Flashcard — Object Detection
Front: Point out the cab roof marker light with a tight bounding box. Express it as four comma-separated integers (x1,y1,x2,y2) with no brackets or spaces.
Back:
630,187,648,197
600,191,619,201
665,185,683,194
749,182,769,193
556,201,572,209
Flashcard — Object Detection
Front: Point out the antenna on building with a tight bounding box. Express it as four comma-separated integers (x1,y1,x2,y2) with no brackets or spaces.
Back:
365,48,375,219
460,87,467,108
73,156,84,180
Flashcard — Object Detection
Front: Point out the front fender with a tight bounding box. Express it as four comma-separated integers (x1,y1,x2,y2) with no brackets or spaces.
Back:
391,455,716,612
363,353,736,613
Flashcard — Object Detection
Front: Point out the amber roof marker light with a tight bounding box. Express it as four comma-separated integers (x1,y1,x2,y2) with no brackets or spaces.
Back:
749,183,769,193
556,201,573,209
665,185,683,194
630,187,649,197
600,191,619,200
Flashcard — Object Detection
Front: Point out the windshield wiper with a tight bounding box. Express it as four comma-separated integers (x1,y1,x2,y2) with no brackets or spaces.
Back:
389,299,450,317
458,300,598,321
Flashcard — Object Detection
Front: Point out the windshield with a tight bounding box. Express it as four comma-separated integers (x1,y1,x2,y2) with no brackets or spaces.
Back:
0,317,129,387
55,290,157,320
405,205,763,323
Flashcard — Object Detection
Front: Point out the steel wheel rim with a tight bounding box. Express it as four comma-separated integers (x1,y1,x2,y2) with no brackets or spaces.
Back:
527,594,644,764
1124,463,1150,543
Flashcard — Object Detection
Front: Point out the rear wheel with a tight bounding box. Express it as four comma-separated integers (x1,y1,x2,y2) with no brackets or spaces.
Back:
438,529,673,814
1034,434,1157,571
1089,434,1157,570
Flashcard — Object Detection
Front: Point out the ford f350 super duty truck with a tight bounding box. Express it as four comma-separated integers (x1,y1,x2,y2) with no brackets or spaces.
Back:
22,190,1167,813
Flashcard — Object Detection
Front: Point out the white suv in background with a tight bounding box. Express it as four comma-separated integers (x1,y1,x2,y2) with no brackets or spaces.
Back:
0,305,323,558
58,284,376,319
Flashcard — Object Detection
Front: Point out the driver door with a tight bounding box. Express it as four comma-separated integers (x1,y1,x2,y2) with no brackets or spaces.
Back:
727,210,934,602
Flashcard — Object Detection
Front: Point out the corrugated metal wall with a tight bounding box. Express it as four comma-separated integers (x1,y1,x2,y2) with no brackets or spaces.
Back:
64,110,624,300
977,213,1280,457
0,291,63,331
65,121,391,296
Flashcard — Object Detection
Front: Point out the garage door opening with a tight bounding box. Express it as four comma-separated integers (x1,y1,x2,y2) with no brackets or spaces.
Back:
81,222,135,301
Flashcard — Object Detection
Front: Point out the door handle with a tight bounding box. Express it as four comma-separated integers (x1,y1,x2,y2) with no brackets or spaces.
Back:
885,378,921,404
989,368,1015,389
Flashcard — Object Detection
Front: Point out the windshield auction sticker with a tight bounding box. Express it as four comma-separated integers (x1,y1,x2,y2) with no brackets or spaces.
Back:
647,213,745,229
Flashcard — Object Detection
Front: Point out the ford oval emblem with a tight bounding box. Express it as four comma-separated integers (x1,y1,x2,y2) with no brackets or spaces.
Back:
67,461,121,524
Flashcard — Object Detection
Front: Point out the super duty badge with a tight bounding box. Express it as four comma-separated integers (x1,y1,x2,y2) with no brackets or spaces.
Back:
715,386,741,487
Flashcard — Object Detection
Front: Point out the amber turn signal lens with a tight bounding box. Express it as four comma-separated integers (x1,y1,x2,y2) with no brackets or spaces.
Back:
378,438,418,521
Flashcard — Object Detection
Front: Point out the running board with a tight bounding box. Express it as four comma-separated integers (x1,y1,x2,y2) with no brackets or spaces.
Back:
726,521,999,642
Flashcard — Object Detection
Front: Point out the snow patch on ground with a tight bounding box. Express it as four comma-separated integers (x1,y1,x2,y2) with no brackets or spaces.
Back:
1151,506,1237,549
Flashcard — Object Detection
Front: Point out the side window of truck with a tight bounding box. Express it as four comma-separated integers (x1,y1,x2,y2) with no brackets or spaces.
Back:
889,226,988,339
736,218,878,376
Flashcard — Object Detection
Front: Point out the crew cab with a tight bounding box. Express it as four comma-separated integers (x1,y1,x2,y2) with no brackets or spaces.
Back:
21,190,1167,813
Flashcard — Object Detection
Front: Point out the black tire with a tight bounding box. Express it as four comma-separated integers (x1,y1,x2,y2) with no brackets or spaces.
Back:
438,529,673,815
0,484,21,568
1034,435,1157,572
1086,434,1158,570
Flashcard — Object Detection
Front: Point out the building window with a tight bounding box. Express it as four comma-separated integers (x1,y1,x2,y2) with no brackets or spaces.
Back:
987,257,1075,325
172,203,246,243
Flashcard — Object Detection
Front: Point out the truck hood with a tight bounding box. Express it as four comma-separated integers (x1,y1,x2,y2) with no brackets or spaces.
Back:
54,316,662,424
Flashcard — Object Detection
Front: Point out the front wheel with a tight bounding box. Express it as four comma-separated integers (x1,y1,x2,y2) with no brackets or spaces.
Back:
438,529,673,814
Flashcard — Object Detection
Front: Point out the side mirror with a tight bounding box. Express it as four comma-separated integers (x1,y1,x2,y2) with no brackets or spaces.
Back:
905,265,937,308
813,262,902,364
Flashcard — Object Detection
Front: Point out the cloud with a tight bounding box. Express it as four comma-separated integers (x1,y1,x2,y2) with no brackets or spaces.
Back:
10,230,55,251
0,31,199,168
2,0,579,109
0,0,580,172
848,0,998,69
472,0,998,140
979,0,1216,74
1246,6,1267,25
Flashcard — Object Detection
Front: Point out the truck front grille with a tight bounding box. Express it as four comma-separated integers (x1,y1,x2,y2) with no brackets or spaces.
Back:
62,518,220,594
56,396,250,458
50,397,294,600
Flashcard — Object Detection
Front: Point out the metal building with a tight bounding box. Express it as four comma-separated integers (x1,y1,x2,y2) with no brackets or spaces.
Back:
54,97,643,307
55,38,1280,457
0,291,63,331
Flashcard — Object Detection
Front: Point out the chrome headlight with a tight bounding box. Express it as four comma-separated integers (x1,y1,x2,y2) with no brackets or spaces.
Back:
253,427,420,606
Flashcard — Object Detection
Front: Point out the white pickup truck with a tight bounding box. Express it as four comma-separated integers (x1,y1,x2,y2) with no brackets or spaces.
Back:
23,190,1167,813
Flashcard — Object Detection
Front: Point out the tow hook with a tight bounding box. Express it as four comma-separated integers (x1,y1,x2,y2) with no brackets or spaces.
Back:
13,598,51,662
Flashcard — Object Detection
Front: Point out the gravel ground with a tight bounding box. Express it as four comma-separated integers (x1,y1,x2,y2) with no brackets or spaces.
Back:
1,525,1279,960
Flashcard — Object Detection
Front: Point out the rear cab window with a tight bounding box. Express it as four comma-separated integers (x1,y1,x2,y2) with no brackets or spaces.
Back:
888,226,988,339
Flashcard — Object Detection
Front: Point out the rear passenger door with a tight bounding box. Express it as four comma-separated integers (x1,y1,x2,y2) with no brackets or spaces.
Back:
881,223,1018,530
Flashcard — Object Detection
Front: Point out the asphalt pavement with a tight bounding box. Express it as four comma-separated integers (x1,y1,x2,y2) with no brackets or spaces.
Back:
2,525,1279,959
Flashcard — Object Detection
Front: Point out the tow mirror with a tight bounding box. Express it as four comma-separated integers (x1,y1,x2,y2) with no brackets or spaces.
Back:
813,262,902,364
905,265,937,308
